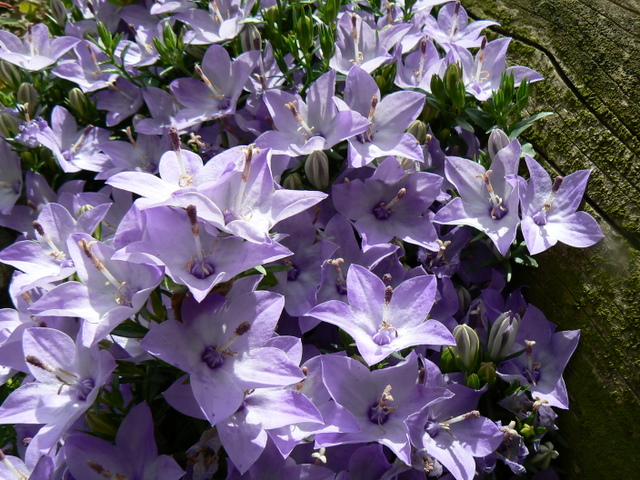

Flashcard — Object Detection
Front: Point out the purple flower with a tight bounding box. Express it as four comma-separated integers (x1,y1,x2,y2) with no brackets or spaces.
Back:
95,76,144,127
141,289,304,425
171,46,259,127
28,232,165,346
497,305,580,409
449,37,543,101
423,1,498,49
63,402,184,480
257,70,370,156
433,139,522,256
316,352,433,465
518,155,604,254
333,156,442,250
307,264,454,366
51,41,117,92
344,65,425,167
37,106,111,173
0,23,79,71
330,13,410,75
175,0,256,45
0,327,115,466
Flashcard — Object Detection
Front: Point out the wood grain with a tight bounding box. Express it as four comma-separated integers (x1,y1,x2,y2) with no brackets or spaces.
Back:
464,1,640,477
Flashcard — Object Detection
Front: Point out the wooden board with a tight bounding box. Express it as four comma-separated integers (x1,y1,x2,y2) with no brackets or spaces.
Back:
463,1,640,477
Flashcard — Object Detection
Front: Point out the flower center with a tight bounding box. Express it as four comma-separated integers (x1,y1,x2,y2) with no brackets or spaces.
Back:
476,170,507,220
368,385,396,428
372,188,406,220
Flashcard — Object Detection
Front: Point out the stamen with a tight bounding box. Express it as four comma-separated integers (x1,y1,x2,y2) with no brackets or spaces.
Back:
384,285,393,305
70,125,94,155
312,447,327,465
438,410,480,438
475,37,487,83
217,321,251,353
351,14,363,65
328,258,347,294
33,221,66,260
78,239,123,290
169,127,192,187
523,340,540,386
368,385,397,431
372,188,406,220
195,65,224,98
284,100,316,139
476,170,507,219
26,354,78,387
0,449,28,480
414,38,428,79
533,176,563,226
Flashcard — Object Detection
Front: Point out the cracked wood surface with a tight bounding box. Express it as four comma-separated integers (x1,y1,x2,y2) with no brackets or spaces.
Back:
464,0,640,477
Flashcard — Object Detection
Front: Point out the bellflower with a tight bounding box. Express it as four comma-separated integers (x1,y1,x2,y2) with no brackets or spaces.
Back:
518,155,604,254
28,233,165,346
330,12,410,74
257,70,370,156
307,264,454,366
497,305,580,409
171,46,259,127
394,37,450,91
63,402,184,480
344,65,425,167
114,205,289,302
0,202,110,289
316,352,434,466
407,381,503,480
0,328,115,466
333,156,443,251
449,37,543,101
141,289,304,426
133,86,198,135
0,23,79,71
37,106,111,174
433,139,522,256
423,1,498,49
176,0,256,45
52,41,118,93
95,77,144,127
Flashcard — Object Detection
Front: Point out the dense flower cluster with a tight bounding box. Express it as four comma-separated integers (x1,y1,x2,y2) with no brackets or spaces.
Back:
0,0,604,479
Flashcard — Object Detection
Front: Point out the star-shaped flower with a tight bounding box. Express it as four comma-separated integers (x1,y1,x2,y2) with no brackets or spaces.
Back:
306,264,454,366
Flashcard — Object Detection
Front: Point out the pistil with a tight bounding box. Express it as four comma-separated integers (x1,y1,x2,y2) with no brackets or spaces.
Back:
33,221,66,260
169,127,192,187
532,176,563,225
476,170,507,219
284,100,316,139
327,258,347,295
372,188,406,220
369,385,397,430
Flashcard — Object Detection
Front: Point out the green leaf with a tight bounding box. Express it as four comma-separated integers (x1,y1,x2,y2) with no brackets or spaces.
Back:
509,111,553,138
110,320,150,338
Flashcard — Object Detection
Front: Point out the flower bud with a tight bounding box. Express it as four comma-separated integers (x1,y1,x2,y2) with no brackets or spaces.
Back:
465,373,481,390
488,129,510,158
0,60,22,91
452,324,479,371
50,0,68,26
304,150,330,190
241,23,262,52
407,120,427,144
477,361,497,386
282,172,304,190
0,113,19,138
438,346,457,373
68,87,93,121
17,83,39,119
487,311,521,360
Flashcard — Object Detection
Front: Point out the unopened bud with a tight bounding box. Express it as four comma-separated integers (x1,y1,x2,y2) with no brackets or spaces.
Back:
438,346,457,374
452,324,479,371
487,311,521,360
465,373,481,390
488,129,510,158
50,0,68,26
305,150,330,190
68,88,92,120
241,23,262,52
477,361,497,386
17,83,39,118
407,120,427,144
0,60,22,90
0,113,19,138
282,172,304,190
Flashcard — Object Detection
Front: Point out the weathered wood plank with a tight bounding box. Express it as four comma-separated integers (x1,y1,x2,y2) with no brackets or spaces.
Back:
464,1,640,477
